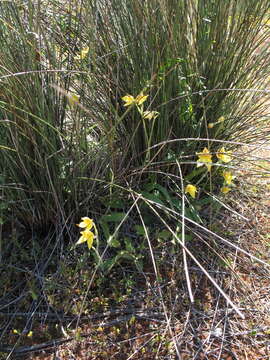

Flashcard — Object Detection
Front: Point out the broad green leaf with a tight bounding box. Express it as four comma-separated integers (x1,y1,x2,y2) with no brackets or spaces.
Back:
101,212,126,223
157,229,171,241
134,225,147,236
107,236,121,248
141,191,164,205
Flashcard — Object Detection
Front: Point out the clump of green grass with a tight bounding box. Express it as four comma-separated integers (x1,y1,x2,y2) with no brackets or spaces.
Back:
0,2,109,229
1,0,269,228
1,1,270,358
79,0,270,175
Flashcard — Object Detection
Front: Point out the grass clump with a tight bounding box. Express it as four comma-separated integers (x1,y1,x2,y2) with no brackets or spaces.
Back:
0,0,270,359
82,0,270,172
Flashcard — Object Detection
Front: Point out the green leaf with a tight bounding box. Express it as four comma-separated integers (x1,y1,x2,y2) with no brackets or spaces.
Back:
134,259,143,272
107,236,121,248
185,166,206,182
100,220,110,239
196,197,214,205
141,191,164,205
124,237,135,253
157,229,171,241
30,290,38,301
101,212,126,223
134,225,147,236
185,204,203,224
100,196,125,209
170,197,182,211
250,330,257,336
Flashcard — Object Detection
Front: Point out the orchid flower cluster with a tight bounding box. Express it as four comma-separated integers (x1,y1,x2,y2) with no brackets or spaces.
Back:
122,92,234,200
122,93,159,120
185,146,235,198
76,217,97,249
74,46,89,61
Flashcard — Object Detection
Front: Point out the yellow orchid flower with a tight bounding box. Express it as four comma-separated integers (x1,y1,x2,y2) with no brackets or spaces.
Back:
185,184,197,199
135,93,148,105
77,217,93,230
76,229,95,249
220,186,231,194
208,116,225,129
122,95,136,107
196,147,212,172
74,46,89,60
217,116,225,123
222,171,233,185
208,116,226,129
216,147,232,163
142,110,159,120
122,93,148,107
68,93,80,107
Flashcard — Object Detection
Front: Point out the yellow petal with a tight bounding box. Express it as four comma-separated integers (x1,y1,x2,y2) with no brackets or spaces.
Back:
81,46,89,57
206,163,212,172
221,186,231,194
142,110,159,120
68,93,80,106
74,46,89,60
216,147,232,163
77,217,93,230
196,147,212,163
76,229,94,247
222,171,233,185
87,233,94,249
136,93,148,105
217,116,225,122
122,95,136,106
185,184,197,199
196,148,212,171
76,234,87,245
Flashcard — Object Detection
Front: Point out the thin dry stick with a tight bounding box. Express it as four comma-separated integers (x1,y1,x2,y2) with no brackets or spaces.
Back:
148,137,270,151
